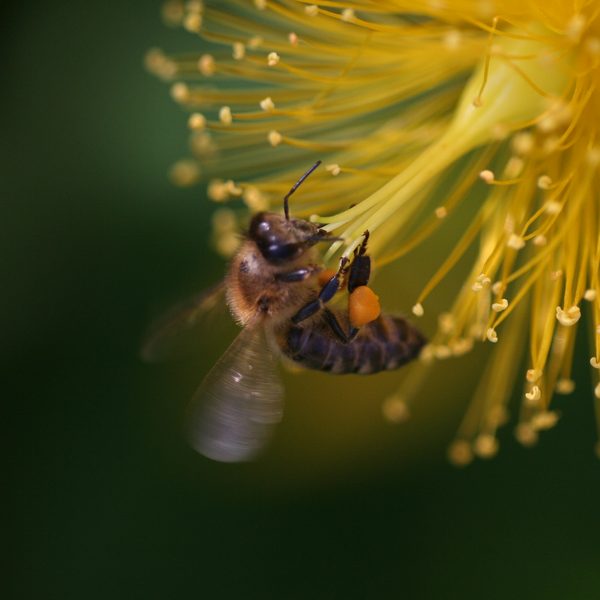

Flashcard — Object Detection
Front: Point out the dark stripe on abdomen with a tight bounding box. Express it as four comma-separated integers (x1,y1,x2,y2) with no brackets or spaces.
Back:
283,313,426,375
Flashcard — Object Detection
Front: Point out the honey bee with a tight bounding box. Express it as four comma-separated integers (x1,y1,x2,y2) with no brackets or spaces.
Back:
143,162,426,462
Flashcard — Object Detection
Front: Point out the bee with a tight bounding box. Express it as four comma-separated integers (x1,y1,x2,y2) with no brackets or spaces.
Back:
143,162,426,462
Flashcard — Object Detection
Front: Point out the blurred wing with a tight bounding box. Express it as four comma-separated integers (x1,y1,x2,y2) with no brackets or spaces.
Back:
186,326,284,462
141,282,226,362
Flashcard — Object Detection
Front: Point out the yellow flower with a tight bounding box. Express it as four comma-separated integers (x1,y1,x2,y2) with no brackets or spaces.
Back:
147,0,600,464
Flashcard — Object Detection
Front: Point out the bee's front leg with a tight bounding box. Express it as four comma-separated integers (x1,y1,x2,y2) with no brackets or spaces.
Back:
291,258,348,324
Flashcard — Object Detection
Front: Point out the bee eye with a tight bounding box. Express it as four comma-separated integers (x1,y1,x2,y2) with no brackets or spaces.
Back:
263,242,300,262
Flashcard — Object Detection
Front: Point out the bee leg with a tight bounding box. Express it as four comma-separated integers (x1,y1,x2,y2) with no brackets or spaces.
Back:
347,232,371,293
275,266,319,283
291,265,344,324
323,308,359,344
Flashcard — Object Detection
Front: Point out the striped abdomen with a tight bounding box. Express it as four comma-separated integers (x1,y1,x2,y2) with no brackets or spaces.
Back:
282,313,426,375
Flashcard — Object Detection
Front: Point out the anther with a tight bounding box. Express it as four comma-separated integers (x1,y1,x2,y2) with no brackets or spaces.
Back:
219,106,233,125
512,132,534,155
438,312,455,334
556,305,581,326
526,369,542,383
326,164,341,176
260,97,275,112
268,130,282,146
254,0,266,9
595,383,600,399
544,200,561,214
507,234,525,250
590,357,600,369
584,289,597,301
170,82,189,102
305,4,319,16
435,206,447,219
533,235,547,246
288,32,298,46
341,8,355,21
169,160,200,187
537,175,552,190
532,411,559,431
515,423,538,447
267,52,280,66
232,42,245,60
525,385,541,405
556,379,575,394
486,328,498,343
448,440,473,467
382,395,410,424
473,434,499,459
243,186,268,212
434,345,452,360
492,298,508,312
479,169,495,183
198,54,215,76
188,113,206,130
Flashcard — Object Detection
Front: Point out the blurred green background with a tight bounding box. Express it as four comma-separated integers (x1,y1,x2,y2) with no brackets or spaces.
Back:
5,2,600,598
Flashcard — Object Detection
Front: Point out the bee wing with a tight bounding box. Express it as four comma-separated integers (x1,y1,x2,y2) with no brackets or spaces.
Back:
141,282,226,362
186,326,284,462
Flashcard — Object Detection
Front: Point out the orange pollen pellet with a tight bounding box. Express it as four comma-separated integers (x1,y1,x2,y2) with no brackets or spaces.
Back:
349,286,381,327
317,268,337,286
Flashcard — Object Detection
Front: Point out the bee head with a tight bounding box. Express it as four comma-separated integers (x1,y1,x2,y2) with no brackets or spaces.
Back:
249,212,330,263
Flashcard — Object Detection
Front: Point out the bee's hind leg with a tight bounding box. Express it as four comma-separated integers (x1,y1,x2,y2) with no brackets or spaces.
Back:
322,308,359,344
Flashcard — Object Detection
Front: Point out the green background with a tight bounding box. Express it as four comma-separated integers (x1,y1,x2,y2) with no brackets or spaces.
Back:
5,2,600,598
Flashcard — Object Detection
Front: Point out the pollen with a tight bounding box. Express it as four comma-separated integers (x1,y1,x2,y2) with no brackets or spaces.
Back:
349,286,381,328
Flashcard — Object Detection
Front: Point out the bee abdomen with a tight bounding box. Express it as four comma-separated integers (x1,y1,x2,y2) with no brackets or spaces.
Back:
284,314,426,375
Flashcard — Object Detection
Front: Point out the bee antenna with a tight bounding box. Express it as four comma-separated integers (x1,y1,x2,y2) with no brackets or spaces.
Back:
283,160,321,220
